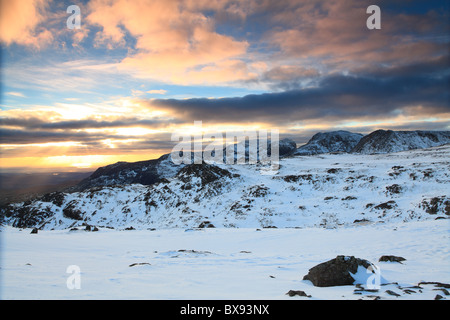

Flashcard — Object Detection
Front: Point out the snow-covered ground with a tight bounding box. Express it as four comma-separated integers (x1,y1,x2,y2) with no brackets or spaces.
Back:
3,145,450,230
1,219,448,300
1,145,449,300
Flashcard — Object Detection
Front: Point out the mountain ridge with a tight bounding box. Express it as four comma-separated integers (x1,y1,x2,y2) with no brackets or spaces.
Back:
68,129,450,193
2,143,449,230
351,129,450,154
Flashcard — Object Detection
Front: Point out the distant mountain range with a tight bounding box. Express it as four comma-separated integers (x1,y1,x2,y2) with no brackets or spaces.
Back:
69,137,298,192
2,141,449,230
297,129,450,155
351,130,450,154
69,129,450,192
1,129,449,231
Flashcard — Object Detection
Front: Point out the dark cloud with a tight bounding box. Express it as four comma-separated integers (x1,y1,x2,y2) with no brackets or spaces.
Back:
0,128,105,145
151,57,450,125
1,117,173,131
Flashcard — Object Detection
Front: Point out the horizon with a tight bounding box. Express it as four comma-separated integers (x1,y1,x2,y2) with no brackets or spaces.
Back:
2,127,449,174
1,0,449,172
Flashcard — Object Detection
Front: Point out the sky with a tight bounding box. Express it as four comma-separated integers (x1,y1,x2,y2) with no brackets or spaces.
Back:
0,0,449,172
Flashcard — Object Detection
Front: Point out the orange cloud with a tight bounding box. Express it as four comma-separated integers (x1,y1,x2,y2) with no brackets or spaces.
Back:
0,0,53,49
86,0,251,85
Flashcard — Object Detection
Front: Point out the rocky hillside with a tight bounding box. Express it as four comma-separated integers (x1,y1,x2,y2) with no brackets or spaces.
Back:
295,131,363,155
69,138,297,192
68,130,450,193
351,130,450,154
2,144,449,230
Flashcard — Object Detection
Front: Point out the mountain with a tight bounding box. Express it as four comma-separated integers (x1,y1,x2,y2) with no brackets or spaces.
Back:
2,144,449,230
351,130,450,154
69,154,181,192
295,131,364,155
70,138,297,192
64,130,450,193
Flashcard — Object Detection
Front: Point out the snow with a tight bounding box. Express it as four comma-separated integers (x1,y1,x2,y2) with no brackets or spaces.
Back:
1,219,448,300
352,130,450,154
3,145,450,230
295,130,363,155
1,145,449,300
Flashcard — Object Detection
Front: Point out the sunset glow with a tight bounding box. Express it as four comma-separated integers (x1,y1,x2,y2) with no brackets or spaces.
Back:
1,0,449,171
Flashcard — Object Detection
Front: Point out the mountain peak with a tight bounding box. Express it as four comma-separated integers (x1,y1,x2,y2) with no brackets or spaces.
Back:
351,130,450,154
295,130,364,155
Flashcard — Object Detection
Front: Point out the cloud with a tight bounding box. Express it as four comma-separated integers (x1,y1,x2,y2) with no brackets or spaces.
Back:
0,113,173,131
266,0,449,74
1,58,126,95
1,0,448,166
86,0,251,85
3,0,447,91
147,89,167,95
5,92,26,98
150,57,450,125
0,0,53,49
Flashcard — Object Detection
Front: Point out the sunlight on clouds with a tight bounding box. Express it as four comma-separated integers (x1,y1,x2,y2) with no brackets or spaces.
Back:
0,0,448,172
86,0,251,85
147,89,167,95
174,122,271,137
112,127,162,136
0,153,164,171
0,0,53,49
1,141,83,149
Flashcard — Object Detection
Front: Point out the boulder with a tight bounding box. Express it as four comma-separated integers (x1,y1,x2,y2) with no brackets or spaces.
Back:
198,220,215,228
286,290,311,297
303,255,374,287
378,255,406,263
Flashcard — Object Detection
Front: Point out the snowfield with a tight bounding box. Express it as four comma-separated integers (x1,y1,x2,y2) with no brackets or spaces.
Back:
1,144,449,300
0,220,449,300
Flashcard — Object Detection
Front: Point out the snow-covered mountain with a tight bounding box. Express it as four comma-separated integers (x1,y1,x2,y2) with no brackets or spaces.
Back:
295,131,363,155
294,130,450,156
351,130,450,154
69,154,181,192
65,130,450,194
2,144,449,230
69,138,297,192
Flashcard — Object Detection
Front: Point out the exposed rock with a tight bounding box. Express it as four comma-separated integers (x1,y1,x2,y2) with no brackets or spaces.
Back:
374,201,396,210
286,290,311,297
129,262,151,267
9,205,54,228
62,201,84,220
420,196,450,215
303,255,373,287
385,289,401,297
378,255,406,263
40,192,66,206
198,220,215,228
418,281,450,289
385,184,402,195
30,228,38,234
433,288,449,295
177,163,232,186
